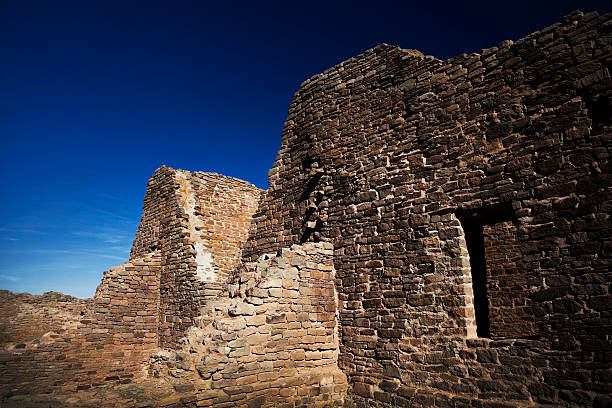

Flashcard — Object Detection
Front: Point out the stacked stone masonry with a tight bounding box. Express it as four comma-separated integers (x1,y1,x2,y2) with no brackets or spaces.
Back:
0,290,91,349
130,167,262,346
242,9,612,407
148,243,347,407
0,253,161,399
1,10,611,408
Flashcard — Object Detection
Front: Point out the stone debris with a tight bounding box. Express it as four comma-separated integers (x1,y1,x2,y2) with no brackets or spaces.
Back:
1,9,611,408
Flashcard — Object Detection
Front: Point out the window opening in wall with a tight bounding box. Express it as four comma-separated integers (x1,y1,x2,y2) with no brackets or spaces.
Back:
457,202,514,339
583,92,611,133
462,220,490,338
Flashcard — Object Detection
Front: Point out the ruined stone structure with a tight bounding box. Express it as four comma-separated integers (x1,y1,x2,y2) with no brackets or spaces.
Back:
1,10,611,408
0,169,348,407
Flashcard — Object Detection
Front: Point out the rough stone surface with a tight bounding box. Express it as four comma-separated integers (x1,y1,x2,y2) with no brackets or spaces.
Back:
131,167,262,346
1,10,611,408
0,253,161,400
148,242,347,407
240,9,611,407
0,290,89,344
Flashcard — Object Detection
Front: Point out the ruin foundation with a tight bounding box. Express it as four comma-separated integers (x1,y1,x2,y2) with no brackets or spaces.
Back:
1,10,611,408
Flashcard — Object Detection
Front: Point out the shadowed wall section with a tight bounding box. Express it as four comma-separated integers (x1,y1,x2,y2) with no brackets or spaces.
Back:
241,10,612,407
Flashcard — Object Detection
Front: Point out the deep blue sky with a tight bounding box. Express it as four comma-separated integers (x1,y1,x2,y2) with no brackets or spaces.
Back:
1,1,609,298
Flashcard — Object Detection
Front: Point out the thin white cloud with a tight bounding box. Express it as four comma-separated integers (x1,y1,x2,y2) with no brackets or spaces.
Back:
8,248,127,262
0,274,21,281
82,252,126,261
73,230,130,243
93,208,132,222
107,245,131,253
0,227,46,235
97,192,130,202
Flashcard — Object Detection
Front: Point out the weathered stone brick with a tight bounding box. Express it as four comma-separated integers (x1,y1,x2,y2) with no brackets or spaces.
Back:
3,11,611,408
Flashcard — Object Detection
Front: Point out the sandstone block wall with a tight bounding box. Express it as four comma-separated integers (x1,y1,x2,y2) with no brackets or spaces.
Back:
92,252,161,347
1,244,349,407
482,220,537,338
0,290,90,348
130,166,177,260
1,10,611,408
130,166,262,346
0,253,161,398
148,243,348,407
176,170,262,292
242,10,612,407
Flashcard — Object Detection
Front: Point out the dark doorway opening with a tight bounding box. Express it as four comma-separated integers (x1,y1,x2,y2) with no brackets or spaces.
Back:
457,202,514,339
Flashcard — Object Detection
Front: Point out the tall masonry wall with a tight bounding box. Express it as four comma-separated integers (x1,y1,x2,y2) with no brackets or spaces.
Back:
241,10,612,407
130,167,262,346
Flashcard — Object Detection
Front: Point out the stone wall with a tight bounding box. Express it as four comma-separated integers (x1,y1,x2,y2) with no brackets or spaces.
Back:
176,170,262,294
0,253,161,398
0,290,90,348
130,166,176,260
0,240,349,407
130,166,262,346
483,220,537,339
148,243,348,407
241,10,612,407
1,10,610,408
92,252,162,347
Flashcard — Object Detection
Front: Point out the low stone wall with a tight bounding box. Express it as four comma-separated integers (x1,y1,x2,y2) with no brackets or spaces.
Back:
0,290,90,348
148,242,348,407
0,242,348,407
92,252,162,347
0,254,161,398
